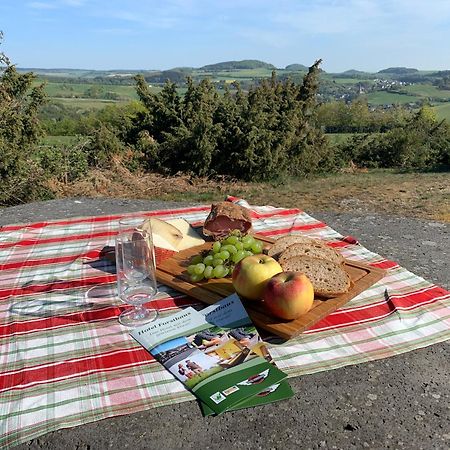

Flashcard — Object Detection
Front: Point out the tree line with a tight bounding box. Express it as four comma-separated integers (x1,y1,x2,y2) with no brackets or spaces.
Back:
1,34,449,206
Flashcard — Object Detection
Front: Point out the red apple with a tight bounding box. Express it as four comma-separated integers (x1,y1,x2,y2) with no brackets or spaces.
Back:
263,272,314,320
232,254,283,301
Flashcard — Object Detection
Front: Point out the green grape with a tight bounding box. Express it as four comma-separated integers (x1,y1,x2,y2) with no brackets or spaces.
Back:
212,241,221,253
251,240,263,254
234,241,244,251
187,264,197,275
244,250,253,258
224,235,239,245
190,273,205,282
191,254,203,265
203,255,214,266
221,244,237,255
194,263,206,275
242,235,255,249
218,250,230,260
204,266,214,279
213,257,224,267
232,250,246,263
213,265,227,278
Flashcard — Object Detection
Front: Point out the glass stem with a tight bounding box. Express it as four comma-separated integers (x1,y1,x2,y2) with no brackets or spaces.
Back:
133,304,147,319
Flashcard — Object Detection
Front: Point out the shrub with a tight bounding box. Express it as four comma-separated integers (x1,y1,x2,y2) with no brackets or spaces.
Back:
0,33,48,205
129,61,331,181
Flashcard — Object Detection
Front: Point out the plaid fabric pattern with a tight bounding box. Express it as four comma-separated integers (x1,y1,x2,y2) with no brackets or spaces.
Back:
1,198,449,448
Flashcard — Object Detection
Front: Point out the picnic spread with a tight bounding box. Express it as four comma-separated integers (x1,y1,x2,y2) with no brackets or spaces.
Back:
1,197,449,448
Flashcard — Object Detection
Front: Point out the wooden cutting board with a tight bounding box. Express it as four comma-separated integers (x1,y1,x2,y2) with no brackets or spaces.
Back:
156,235,386,340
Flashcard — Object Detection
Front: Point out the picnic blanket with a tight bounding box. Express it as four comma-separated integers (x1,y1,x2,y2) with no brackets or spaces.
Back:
1,197,449,448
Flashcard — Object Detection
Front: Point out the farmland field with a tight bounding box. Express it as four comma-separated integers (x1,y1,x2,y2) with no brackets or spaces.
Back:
365,91,420,105
403,84,450,100
433,102,450,121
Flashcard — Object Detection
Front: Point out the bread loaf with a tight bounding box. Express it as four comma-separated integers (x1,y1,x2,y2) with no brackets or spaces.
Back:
203,202,252,240
280,256,350,297
279,242,344,265
268,235,325,259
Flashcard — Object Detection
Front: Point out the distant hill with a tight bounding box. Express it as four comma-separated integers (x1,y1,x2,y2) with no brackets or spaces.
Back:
378,67,419,75
285,64,308,71
342,69,367,75
201,60,276,71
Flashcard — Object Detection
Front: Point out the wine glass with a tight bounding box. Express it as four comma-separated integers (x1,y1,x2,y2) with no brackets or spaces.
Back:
115,217,158,327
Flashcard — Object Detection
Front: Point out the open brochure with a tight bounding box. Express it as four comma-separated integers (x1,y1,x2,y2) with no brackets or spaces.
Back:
130,294,293,415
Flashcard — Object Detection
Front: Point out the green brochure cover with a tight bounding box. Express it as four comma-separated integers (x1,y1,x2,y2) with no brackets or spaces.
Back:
198,295,293,415
130,294,288,415
201,380,294,416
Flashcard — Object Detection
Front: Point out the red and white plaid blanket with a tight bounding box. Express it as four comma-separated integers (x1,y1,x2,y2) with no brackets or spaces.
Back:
1,197,449,448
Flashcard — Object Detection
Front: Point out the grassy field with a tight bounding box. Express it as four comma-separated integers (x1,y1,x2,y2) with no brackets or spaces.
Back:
40,135,85,146
325,133,355,145
56,168,450,223
403,84,450,100
432,103,450,121
365,91,420,105
37,81,139,100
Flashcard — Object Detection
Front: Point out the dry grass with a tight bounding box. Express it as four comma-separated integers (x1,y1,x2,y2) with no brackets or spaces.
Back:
51,161,450,223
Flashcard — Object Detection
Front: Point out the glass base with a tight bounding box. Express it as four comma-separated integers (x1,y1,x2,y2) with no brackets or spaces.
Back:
119,306,158,327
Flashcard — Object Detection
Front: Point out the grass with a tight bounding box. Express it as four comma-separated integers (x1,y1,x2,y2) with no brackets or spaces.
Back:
39,135,85,146
365,91,420,105
432,103,450,121
326,133,355,145
403,84,450,100
184,366,223,389
56,167,450,223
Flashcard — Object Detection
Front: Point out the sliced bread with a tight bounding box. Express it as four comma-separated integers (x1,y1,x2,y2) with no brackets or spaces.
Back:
279,242,344,265
280,256,351,297
268,234,326,259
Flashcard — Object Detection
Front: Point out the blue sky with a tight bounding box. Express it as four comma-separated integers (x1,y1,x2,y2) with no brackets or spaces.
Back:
1,0,449,72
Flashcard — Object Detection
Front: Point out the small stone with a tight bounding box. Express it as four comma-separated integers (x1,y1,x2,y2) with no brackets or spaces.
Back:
427,222,446,228
414,415,424,421
319,441,327,447
367,394,378,401
432,393,441,399
422,240,437,247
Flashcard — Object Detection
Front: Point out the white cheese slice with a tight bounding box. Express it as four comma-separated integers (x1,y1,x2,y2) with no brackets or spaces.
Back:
166,219,205,250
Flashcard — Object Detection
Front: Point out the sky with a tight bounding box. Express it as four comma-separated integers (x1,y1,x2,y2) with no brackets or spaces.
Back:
1,0,450,72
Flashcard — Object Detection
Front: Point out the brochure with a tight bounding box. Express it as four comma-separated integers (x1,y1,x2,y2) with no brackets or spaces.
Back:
197,295,294,415
130,294,291,415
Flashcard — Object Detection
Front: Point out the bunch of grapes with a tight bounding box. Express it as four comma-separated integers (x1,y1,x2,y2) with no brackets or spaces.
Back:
187,232,264,282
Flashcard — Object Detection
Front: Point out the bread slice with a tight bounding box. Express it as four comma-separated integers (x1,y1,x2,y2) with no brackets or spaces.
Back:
280,256,351,297
279,242,344,265
268,235,326,259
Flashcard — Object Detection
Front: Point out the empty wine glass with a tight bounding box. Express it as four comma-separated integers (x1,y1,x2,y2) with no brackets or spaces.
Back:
115,217,158,327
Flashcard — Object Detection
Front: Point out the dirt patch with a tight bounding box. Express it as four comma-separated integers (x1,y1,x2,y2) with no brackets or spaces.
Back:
50,163,450,223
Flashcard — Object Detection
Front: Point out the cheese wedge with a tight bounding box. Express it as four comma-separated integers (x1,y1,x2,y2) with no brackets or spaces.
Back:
140,217,183,251
166,219,205,250
140,217,205,251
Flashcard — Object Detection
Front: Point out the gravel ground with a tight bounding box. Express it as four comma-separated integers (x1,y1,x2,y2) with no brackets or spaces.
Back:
1,198,449,450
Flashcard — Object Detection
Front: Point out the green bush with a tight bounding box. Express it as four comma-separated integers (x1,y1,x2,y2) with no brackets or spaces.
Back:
34,141,89,183
129,61,332,181
0,33,49,205
338,106,450,170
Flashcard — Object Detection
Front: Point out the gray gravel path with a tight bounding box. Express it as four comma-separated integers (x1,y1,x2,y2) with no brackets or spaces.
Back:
1,198,449,450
